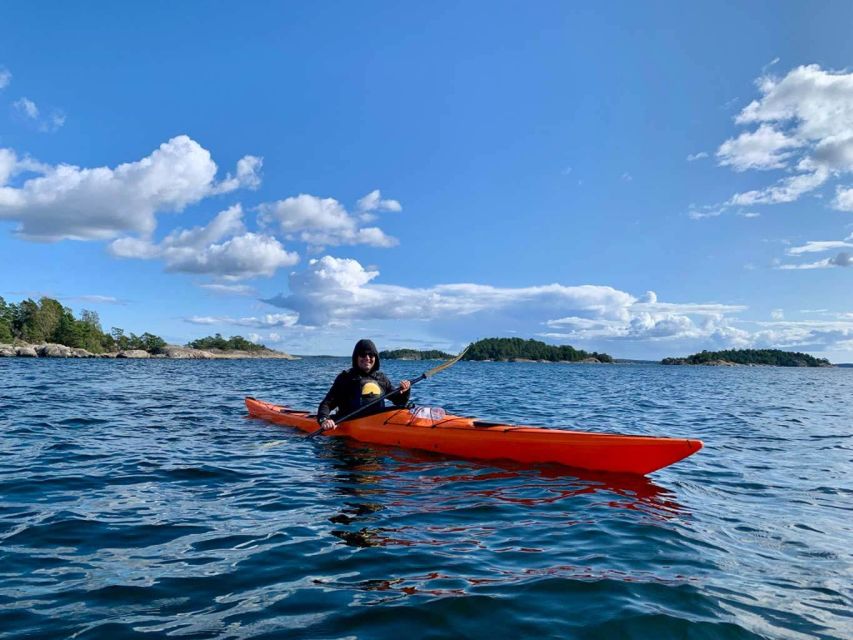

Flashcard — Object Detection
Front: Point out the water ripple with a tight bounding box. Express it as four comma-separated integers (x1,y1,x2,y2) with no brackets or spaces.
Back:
0,359,850,639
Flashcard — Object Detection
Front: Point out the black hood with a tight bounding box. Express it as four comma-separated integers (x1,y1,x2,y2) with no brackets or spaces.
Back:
352,339,380,372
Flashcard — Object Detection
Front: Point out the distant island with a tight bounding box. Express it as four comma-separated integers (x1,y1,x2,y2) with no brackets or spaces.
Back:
0,296,294,359
661,349,831,367
383,338,613,363
186,334,268,353
379,348,455,360
464,338,613,362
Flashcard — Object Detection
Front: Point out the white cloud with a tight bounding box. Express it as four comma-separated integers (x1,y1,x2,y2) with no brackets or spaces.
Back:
44,111,65,133
545,296,748,342
762,57,781,73
546,315,693,340
261,257,746,345
687,152,709,162
736,65,853,146
688,204,725,220
258,192,399,249
13,97,39,119
739,319,853,351
180,256,853,355
185,312,298,328
356,189,402,213
629,300,747,314
11,97,65,133
778,252,852,269
0,150,50,186
212,155,263,193
787,240,853,255
0,149,15,186
109,237,161,259
730,167,830,206
0,67,11,89
53,294,125,306
261,195,349,232
109,205,298,280
717,124,801,171
702,65,853,216
782,233,853,268
234,313,299,328
771,309,784,320
834,186,853,211
0,136,261,241
163,232,297,279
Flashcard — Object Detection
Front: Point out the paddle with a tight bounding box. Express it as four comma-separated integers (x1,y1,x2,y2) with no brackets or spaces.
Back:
307,346,469,438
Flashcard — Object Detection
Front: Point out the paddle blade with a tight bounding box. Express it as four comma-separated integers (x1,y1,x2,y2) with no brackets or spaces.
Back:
423,345,469,378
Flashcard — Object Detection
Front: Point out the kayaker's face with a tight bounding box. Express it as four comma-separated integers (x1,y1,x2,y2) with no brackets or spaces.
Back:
357,352,375,373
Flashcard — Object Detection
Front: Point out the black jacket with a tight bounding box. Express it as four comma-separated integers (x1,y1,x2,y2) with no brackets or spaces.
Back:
317,339,410,423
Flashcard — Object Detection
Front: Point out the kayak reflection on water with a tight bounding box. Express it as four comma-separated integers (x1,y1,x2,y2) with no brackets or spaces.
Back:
319,443,687,550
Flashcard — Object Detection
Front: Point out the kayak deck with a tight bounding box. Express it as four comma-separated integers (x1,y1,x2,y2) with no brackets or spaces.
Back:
245,397,702,476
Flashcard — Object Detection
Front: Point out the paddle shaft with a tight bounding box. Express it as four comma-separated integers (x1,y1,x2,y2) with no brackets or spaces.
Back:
306,373,424,438
307,347,468,439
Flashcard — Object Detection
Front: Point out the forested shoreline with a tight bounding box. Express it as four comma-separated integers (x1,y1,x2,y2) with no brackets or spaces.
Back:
379,348,455,360
2,298,835,366
0,297,291,359
382,338,613,363
661,349,831,367
463,338,613,362
1,296,165,353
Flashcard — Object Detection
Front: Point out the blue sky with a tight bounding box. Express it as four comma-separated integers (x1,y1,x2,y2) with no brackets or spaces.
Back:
2,2,853,360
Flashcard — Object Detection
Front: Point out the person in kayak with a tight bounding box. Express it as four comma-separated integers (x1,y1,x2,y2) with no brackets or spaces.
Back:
317,339,411,431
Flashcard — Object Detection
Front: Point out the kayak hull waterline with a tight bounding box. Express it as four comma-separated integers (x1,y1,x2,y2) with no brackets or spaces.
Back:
245,397,702,475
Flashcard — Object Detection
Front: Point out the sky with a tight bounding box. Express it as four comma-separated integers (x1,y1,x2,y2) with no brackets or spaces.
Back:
2,1,853,360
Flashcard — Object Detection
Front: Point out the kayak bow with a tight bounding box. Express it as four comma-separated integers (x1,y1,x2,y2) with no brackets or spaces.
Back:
245,397,702,475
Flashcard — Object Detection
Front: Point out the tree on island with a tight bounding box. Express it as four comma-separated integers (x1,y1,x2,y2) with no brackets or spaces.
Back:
1,297,281,356
379,348,455,360
381,339,612,362
463,338,613,362
109,328,166,353
0,295,165,353
661,348,830,367
186,334,268,352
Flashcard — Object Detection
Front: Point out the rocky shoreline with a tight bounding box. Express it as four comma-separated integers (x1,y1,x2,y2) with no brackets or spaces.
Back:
0,343,297,360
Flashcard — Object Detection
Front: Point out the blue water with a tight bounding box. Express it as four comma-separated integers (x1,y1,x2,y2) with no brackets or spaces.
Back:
1,359,850,639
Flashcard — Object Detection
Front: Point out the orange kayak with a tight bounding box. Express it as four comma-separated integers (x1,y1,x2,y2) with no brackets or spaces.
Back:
245,397,702,475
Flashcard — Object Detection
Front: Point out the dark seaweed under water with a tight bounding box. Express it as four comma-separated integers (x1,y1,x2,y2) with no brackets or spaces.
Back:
0,358,850,639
